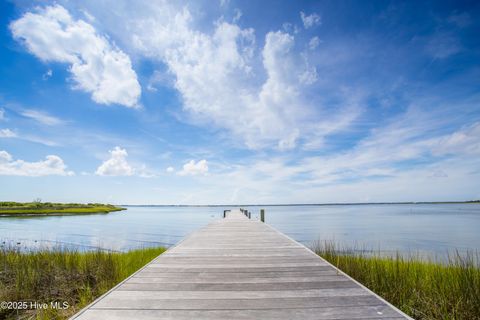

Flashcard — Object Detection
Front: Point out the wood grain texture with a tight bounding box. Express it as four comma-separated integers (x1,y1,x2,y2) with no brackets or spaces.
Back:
71,209,412,320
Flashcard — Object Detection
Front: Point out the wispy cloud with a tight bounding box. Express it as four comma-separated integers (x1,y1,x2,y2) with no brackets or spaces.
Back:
300,11,321,29
0,125,58,146
308,36,320,50
448,12,472,28
233,8,242,23
146,69,175,93
21,109,64,126
42,69,52,80
426,32,462,59
20,134,59,147
180,102,480,203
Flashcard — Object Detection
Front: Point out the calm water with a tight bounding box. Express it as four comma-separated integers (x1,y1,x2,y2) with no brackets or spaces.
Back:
1,204,479,259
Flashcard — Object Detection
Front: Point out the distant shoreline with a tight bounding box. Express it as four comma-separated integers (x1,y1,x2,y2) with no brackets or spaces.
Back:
121,200,480,207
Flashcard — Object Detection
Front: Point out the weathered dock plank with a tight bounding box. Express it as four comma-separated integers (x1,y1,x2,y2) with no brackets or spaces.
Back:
71,209,412,320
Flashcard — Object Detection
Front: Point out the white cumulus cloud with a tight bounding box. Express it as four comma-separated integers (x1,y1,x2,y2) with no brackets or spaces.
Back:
128,5,332,149
69,2,359,150
178,159,208,176
0,150,74,176
95,146,134,176
10,5,141,108
0,129,16,138
300,12,321,29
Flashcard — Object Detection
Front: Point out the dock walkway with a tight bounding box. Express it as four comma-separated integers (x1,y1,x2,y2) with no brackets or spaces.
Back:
72,209,411,319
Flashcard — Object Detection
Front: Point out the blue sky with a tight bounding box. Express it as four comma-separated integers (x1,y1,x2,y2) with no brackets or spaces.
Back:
0,0,479,204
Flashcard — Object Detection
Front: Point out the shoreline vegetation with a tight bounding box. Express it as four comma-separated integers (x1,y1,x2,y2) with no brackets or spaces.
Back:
315,241,480,320
0,242,478,319
0,201,125,215
0,246,166,320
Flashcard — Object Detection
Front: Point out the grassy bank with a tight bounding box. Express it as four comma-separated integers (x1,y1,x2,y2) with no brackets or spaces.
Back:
315,242,480,320
0,202,125,215
0,246,166,319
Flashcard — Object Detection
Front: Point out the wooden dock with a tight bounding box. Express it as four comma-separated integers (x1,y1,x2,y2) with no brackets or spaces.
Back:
71,209,411,319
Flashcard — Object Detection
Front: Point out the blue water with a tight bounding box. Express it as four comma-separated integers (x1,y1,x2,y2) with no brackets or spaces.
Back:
1,204,479,259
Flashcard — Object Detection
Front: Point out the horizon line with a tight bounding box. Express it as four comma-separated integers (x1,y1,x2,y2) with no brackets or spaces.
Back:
119,200,480,207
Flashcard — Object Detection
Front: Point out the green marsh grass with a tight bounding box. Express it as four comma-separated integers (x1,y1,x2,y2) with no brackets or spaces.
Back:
0,202,125,215
0,246,166,319
314,241,480,320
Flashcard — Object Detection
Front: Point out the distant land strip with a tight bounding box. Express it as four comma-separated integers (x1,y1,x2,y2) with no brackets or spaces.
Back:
0,202,125,215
